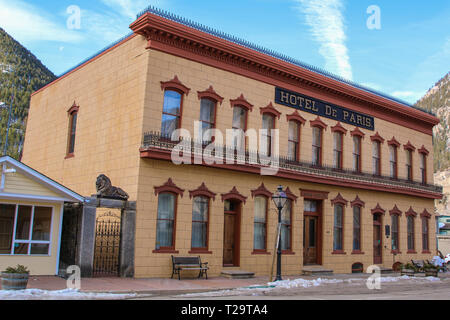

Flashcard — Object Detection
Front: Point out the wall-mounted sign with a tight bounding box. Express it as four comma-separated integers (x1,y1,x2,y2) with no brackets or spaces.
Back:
275,87,374,131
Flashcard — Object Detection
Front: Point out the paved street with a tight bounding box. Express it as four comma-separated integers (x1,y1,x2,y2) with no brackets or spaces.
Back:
134,273,450,300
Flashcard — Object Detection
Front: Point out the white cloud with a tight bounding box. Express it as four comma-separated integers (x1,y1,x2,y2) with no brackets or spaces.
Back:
294,0,353,81
391,90,424,103
0,0,83,43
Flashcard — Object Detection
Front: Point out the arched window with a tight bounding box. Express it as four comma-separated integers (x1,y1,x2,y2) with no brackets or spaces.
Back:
156,192,176,250
407,215,415,252
66,103,79,158
161,90,182,138
253,195,268,251
191,196,209,250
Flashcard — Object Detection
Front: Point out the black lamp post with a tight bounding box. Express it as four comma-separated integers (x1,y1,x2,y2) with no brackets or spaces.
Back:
272,185,288,281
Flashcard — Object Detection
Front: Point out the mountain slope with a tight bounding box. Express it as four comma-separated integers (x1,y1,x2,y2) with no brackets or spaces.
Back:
415,72,450,172
0,28,56,159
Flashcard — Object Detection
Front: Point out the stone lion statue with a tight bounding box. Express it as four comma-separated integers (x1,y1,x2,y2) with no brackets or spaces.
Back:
96,174,129,200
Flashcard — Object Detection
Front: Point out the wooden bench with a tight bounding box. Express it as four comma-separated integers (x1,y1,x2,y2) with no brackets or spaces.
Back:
171,256,209,280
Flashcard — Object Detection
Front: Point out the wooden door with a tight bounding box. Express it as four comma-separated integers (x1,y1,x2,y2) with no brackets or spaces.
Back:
373,215,382,264
223,213,236,266
303,216,318,265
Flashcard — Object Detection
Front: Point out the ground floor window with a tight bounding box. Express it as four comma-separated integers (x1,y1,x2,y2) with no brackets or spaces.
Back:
191,196,209,249
333,205,344,251
280,199,292,251
0,204,53,255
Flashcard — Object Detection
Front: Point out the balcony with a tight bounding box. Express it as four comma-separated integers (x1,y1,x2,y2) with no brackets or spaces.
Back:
140,132,442,199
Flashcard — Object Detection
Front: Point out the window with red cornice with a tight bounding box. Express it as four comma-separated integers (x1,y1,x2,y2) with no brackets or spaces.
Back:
389,145,398,179
390,207,401,253
312,127,322,166
232,106,248,151
191,196,210,252
331,194,347,253
372,141,381,176
66,105,78,158
407,215,415,252
280,199,292,252
353,136,362,173
161,90,183,139
419,152,427,185
352,205,361,252
333,131,343,169
288,120,301,161
261,113,275,157
199,98,216,143
405,149,413,181
155,192,177,252
253,195,268,252
422,217,429,252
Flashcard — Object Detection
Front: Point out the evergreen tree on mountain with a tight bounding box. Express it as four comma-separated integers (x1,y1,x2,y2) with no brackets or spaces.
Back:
0,27,56,160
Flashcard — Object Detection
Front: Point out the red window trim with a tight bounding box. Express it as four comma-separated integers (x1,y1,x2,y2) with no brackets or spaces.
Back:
419,152,427,185
310,116,328,131
370,132,385,143
281,198,294,252
407,215,415,252
154,178,185,197
418,145,429,156
197,85,224,105
403,141,416,152
330,193,348,207
352,205,362,253
371,203,386,215
221,186,247,204
405,148,413,181
389,205,402,216
372,139,382,176
350,127,365,139
405,207,417,217
259,102,281,119
284,187,298,202
286,110,306,125
300,189,329,200
261,112,276,157
350,195,365,208
388,143,398,179
421,217,429,252
230,93,253,112
420,209,432,218
251,183,273,198
189,182,216,200
311,124,323,167
160,75,190,95
330,122,348,135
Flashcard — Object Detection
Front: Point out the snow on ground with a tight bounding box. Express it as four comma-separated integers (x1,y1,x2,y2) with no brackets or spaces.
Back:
0,289,136,300
179,275,442,297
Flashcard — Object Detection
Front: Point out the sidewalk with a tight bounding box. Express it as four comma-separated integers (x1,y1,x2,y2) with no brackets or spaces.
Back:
18,275,271,296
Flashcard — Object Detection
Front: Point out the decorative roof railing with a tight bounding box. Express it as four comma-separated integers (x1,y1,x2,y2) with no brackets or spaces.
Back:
141,131,442,195
136,6,435,117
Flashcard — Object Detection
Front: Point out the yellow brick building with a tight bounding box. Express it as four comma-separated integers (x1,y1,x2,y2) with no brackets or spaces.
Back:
22,8,442,277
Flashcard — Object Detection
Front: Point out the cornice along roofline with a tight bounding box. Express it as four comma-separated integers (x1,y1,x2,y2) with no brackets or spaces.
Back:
130,8,439,134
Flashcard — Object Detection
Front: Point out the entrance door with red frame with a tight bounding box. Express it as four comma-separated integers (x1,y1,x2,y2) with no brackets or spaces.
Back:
373,214,382,264
223,200,241,267
303,200,322,265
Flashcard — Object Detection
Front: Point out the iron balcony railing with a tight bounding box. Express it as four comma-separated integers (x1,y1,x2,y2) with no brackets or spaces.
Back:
141,131,443,195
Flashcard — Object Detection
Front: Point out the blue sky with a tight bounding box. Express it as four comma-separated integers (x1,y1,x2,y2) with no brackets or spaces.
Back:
0,0,449,105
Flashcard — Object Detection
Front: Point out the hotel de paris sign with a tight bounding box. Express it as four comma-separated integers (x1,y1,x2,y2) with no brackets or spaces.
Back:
275,87,375,131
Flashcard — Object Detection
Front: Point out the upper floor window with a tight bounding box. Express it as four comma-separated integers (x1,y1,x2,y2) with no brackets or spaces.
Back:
288,121,300,161
312,127,322,166
389,145,398,179
420,152,427,184
253,195,268,251
67,104,79,157
232,106,247,150
406,149,413,181
261,114,275,156
333,132,343,169
353,136,362,173
161,90,182,138
372,141,381,175
199,98,216,142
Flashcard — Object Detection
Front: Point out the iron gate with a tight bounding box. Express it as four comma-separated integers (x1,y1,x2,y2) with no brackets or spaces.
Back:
93,211,121,277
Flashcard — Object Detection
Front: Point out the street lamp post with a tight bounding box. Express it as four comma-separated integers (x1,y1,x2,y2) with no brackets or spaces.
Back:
272,185,288,281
